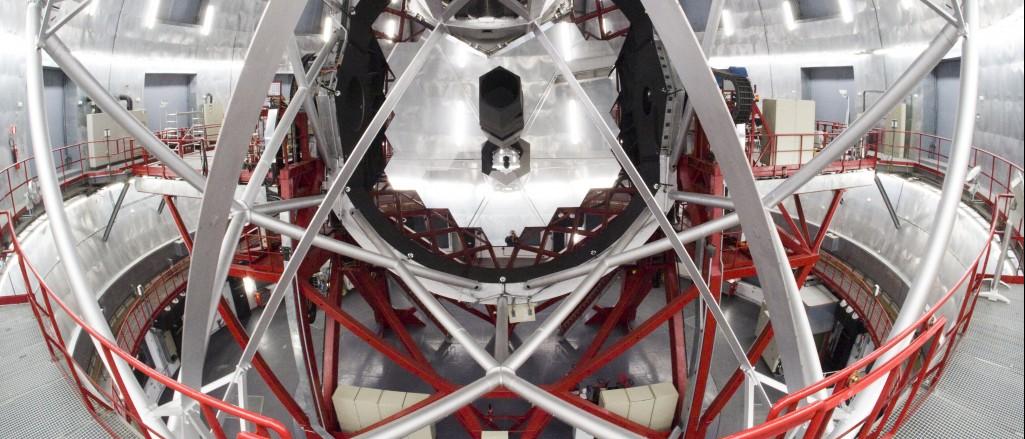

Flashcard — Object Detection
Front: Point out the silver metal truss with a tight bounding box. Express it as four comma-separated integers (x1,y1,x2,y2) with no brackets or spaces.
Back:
209,29,346,422
20,0,980,436
668,190,735,210
835,0,979,434
23,1,171,436
526,19,961,291
527,21,775,401
642,0,825,393
668,0,725,168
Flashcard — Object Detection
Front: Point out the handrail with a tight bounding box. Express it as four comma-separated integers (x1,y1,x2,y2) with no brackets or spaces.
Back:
1,211,290,439
113,257,191,355
813,253,894,346
726,195,1006,438
0,124,220,233
1,116,1020,438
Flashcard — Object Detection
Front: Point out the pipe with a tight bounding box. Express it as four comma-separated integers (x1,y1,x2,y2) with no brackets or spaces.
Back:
101,180,131,242
43,20,484,297
873,173,902,229
669,0,724,168
495,295,509,363
24,2,171,436
42,35,207,190
833,2,977,435
252,194,328,214
668,190,734,210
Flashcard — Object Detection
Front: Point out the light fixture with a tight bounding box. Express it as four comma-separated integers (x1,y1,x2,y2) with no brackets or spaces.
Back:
144,0,160,28
721,9,735,36
384,18,399,39
782,1,797,31
243,276,257,294
321,16,333,42
86,0,99,16
200,4,215,35
900,0,913,9
568,99,582,144
839,0,854,23
965,165,982,183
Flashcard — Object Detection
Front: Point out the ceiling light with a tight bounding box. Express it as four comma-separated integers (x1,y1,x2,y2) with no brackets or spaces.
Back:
86,0,99,16
200,4,215,35
243,276,257,294
782,1,797,31
839,0,854,23
321,16,333,42
901,0,914,9
568,99,582,144
721,9,735,36
144,0,160,28
384,19,398,39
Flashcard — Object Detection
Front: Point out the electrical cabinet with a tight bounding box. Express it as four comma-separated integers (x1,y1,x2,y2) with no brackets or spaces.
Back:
881,104,908,158
598,388,630,419
626,385,655,427
401,392,434,439
332,386,434,438
354,387,383,429
599,382,679,431
331,384,361,432
85,109,148,168
760,98,816,166
648,382,679,431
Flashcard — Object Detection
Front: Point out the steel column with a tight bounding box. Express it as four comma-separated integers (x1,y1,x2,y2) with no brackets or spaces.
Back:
24,1,170,435
530,22,769,401
177,0,307,393
836,1,979,433
642,0,825,391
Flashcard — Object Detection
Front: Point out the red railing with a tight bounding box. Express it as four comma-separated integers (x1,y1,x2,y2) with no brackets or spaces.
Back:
814,252,894,346
727,195,1007,438
746,130,879,178
874,129,1023,236
0,124,219,233
113,257,191,355
1,211,290,439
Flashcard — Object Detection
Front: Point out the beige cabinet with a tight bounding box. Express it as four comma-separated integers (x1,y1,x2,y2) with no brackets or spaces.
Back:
760,98,817,166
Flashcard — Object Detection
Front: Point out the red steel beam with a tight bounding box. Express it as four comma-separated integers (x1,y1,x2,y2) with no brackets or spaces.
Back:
577,267,654,363
164,195,193,252
320,257,344,431
164,195,314,432
348,270,429,363
812,190,845,251
299,278,455,390
684,229,725,438
663,257,689,426
216,299,316,436
557,269,619,336
520,285,700,437
778,203,811,251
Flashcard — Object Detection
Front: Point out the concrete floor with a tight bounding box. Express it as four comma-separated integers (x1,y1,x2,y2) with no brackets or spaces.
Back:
198,276,782,438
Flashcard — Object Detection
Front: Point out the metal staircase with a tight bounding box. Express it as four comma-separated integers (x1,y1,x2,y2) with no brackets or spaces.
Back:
0,303,140,438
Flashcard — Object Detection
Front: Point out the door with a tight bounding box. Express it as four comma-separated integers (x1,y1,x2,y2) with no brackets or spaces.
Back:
932,58,961,154
801,66,856,124
42,68,75,173
143,74,196,131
